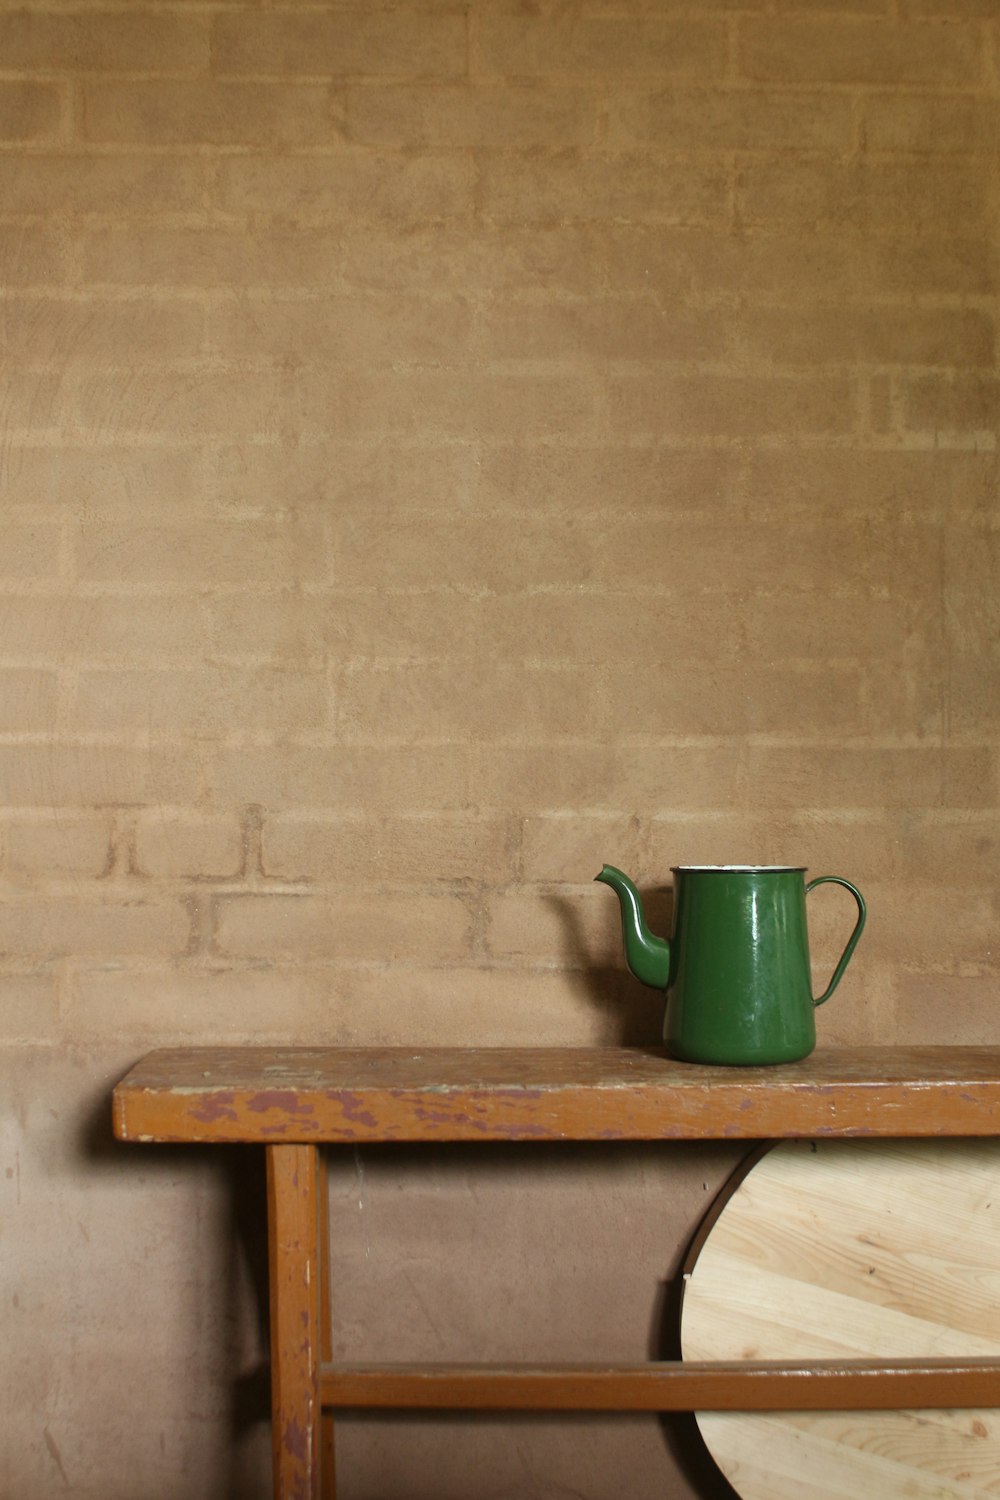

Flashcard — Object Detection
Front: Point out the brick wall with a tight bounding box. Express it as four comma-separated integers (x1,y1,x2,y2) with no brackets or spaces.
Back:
2,1,997,1495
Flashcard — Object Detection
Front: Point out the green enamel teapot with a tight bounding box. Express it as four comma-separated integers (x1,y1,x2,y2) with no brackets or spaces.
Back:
596,864,866,1065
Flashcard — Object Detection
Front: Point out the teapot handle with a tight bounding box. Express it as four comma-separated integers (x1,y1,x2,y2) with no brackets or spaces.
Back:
805,876,867,1007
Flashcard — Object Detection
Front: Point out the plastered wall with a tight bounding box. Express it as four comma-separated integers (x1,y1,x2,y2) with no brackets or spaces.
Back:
1,1,998,1496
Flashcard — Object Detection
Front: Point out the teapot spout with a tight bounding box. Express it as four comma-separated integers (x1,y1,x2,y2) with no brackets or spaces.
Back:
595,864,671,990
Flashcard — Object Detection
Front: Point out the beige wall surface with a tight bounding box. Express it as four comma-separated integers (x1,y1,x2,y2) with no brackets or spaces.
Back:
1,0,997,1495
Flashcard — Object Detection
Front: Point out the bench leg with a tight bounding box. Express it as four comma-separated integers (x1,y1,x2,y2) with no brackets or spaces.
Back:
267,1143,328,1500
318,1151,335,1499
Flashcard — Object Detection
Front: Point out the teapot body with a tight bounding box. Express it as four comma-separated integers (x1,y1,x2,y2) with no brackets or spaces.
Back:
666,866,815,1065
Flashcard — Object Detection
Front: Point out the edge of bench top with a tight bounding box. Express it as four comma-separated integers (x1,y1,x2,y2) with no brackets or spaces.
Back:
112,1045,1000,1144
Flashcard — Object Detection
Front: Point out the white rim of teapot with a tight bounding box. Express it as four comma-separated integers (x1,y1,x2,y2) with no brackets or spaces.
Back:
671,864,807,873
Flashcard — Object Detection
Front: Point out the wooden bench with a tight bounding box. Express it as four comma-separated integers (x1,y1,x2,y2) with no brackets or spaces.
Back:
113,1045,1000,1499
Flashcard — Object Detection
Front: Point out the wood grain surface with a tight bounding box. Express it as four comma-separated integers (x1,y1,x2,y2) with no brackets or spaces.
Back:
682,1138,1000,1499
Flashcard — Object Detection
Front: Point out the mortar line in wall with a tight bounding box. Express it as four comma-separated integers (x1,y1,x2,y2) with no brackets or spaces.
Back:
59,79,77,146
0,729,978,747
54,956,74,1035
2,347,990,371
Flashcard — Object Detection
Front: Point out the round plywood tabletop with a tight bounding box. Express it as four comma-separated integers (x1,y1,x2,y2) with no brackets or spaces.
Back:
681,1139,1000,1500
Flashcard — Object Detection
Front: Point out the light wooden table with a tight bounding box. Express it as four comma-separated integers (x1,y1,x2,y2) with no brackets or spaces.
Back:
113,1046,1000,1500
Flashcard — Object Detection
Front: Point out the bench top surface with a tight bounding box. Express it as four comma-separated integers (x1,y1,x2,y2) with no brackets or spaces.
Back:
112,1046,1000,1144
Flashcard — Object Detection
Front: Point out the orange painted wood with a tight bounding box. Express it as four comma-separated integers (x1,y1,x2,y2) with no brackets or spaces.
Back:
319,1358,1000,1412
317,1158,335,1500
112,1046,1000,1145
267,1144,323,1500
114,1045,1000,1500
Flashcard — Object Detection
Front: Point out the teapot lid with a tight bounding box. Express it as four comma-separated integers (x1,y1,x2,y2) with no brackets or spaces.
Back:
672,864,806,873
